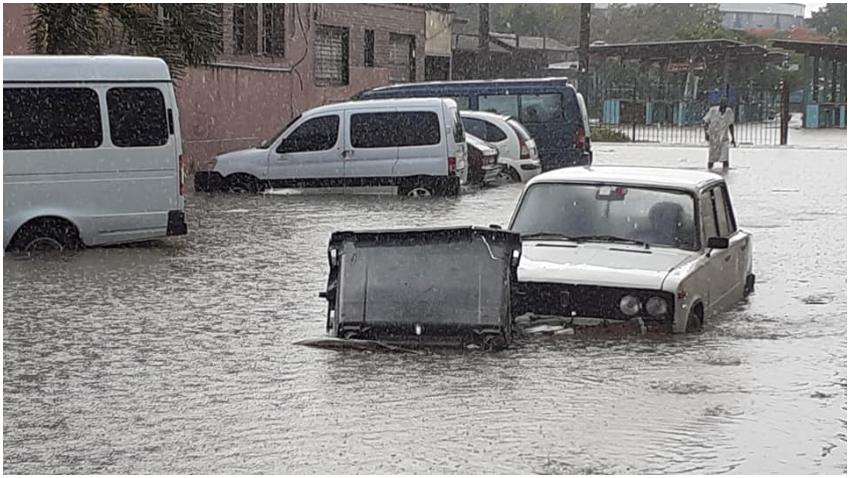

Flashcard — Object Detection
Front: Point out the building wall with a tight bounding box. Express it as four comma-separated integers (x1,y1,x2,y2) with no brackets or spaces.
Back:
718,3,805,31
2,4,428,171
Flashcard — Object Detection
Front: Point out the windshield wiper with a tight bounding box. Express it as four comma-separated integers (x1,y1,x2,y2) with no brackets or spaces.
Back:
520,232,576,241
569,235,651,249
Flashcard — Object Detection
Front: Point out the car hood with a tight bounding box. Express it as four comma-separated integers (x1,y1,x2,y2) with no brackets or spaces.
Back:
213,148,267,174
518,241,694,290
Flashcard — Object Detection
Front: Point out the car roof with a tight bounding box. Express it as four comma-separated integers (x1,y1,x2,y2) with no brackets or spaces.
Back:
305,97,450,116
365,77,574,93
528,166,723,191
4,55,171,82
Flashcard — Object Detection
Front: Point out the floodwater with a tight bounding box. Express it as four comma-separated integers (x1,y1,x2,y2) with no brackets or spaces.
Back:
4,146,846,474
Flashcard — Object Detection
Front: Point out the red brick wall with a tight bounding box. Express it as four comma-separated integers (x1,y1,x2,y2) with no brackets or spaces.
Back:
2,4,427,171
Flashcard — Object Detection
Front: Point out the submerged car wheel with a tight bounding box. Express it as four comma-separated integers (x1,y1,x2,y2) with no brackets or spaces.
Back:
744,273,756,297
398,179,436,198
226,174,261,193
497,167,521,183
686,305,704,333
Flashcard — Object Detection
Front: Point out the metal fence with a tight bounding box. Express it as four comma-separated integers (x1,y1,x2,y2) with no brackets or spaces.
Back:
589,82,787,146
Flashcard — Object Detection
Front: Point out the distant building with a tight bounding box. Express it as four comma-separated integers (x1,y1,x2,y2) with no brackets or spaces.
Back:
719,3,805,31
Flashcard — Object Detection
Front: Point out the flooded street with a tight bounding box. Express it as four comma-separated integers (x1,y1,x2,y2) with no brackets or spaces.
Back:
4,146,846,474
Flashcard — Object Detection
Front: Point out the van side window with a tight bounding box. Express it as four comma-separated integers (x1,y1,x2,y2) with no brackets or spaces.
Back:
479,94,519,118
449,96,470,110
351,112,440,148
106,88,169,147
4,87,102,150
278,115,340,153
520,93,563,123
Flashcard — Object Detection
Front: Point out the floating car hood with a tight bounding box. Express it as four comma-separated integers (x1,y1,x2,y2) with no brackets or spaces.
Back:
518,241,693,290
322,227,521,346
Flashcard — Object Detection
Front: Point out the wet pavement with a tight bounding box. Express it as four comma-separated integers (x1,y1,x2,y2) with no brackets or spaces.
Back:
4,145,846,473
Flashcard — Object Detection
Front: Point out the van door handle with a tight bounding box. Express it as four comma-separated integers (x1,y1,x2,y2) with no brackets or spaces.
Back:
341,150,353,158
724,255,731,262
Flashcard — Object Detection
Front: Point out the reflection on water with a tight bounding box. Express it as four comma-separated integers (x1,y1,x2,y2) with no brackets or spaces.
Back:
4,149,846,473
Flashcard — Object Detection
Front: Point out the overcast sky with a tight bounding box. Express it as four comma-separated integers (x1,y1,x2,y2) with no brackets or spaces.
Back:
804,2,826,18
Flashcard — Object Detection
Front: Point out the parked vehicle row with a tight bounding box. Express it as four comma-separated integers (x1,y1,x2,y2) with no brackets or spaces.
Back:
353,78,592,171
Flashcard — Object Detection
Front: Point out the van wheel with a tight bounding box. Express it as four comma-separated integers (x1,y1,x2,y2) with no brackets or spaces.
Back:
10,218,82,254
686,304,704,333
226,174,261,193
398,179,435,198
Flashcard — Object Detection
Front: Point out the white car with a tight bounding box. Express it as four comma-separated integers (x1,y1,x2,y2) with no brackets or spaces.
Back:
195,98,467,197
507,167,754,333
460,111,542,183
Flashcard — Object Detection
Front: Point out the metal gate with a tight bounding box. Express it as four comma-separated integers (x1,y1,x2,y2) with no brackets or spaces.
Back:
590,82,789,146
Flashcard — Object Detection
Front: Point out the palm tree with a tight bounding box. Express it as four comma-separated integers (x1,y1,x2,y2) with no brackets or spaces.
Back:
29,3,222,78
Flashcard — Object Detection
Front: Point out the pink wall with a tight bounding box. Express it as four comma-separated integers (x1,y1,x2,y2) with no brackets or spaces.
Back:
3,4,30,55
177,65,390,171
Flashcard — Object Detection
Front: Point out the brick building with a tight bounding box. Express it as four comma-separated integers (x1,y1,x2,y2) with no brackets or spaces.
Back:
3,4,446,171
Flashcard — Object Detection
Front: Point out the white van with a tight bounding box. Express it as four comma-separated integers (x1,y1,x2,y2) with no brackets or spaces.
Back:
195,98,468,197
3,56,187,252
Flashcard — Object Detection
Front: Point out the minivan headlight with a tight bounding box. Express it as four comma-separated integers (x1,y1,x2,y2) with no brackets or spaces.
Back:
645,296,668,316
619,295,641,316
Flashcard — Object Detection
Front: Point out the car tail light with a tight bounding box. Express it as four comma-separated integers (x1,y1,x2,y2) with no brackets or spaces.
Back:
520,140,531,160
576,127,586,150
448,156,457,176
178,154,185,195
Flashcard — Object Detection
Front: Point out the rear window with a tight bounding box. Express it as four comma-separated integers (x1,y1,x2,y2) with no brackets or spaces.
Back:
107,87,169,147
452,109,465,143
519,93,563,123
351,111,441,148
507,119,532,141
4,87,102,150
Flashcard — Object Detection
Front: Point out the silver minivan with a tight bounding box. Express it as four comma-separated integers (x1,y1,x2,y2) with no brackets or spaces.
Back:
196,98,468,197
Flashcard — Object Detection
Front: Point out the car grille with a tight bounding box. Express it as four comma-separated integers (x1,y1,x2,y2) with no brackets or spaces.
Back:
513,282,674,323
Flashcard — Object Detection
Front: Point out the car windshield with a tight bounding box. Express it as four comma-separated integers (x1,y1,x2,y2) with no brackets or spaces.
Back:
511,182,697,250
259,114,301,149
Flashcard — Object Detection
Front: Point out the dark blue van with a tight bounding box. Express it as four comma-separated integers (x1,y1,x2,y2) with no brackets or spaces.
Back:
354,78,591,171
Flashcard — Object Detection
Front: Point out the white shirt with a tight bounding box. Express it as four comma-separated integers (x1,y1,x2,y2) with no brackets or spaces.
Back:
703,106,735,143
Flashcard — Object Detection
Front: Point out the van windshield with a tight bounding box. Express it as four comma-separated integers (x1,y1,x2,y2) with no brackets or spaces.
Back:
259,114,301,149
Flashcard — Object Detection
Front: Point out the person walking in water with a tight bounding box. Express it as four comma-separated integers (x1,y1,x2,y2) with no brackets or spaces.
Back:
702,98,736,170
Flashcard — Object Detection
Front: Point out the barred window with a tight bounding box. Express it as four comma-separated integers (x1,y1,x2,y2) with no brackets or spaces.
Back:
262,4,285,56
388,33,415,83
314,25,349,87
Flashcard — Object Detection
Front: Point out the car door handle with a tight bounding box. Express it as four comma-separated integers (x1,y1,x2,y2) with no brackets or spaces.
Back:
724,255,731,262
341,150,353,158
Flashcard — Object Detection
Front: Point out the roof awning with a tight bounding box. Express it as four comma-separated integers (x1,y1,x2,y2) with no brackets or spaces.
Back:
770,40,846,59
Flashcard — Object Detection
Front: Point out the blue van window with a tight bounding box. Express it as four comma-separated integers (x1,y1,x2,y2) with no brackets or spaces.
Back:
520,93,563,124
450,96,470,110
479,94,519,118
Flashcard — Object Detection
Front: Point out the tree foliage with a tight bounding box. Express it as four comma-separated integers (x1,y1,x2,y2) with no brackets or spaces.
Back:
29,3,222,78
490,3,733,45
808,3,847,41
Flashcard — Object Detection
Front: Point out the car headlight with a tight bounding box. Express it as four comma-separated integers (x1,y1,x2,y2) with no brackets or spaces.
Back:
619,295,641,316
645,296,668,316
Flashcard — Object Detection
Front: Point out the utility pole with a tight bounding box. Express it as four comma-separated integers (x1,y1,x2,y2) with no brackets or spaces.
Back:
578,3,591,95
478,3,490,79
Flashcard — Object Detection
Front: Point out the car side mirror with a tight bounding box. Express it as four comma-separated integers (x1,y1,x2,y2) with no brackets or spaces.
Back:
707,237,729,249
